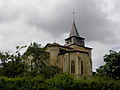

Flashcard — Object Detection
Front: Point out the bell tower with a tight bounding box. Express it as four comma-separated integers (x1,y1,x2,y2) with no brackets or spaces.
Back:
65,21,85,46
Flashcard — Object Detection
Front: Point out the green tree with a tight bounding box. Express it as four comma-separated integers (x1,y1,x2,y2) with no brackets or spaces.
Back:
96,50,120,79
23,42,50,76
0,42,60,78
0,46,27,77
23,42,61,78
42,66,61,79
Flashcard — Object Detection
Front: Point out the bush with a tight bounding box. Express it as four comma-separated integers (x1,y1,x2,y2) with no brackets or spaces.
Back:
0,74,120,90
72,76,120,90
0,76,46,90
46,73,74,90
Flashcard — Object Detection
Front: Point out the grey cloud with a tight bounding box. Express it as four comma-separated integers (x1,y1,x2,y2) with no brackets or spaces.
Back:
0,0,118,44
23,0,115,43
0,9,18,23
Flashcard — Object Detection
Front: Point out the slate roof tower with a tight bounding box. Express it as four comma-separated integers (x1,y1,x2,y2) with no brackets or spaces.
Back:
65,21,85,46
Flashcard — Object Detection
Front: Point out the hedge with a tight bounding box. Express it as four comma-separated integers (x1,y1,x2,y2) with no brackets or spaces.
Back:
0,74,120,90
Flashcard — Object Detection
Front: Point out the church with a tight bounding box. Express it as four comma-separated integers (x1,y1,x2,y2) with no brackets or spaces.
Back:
45,21,92,78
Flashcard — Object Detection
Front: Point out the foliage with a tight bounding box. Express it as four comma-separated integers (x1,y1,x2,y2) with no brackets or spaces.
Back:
96,50,120,79
0,42,60,78
0,76,46,90
46,73,75,90
23,42,49,74
23,42,60,78
0,46,27,77
0,74,120,90
41,66,61,79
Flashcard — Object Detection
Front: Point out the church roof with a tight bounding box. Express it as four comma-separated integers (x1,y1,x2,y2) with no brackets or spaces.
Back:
45,43,73,49
59,48,89,55
69,21,80,37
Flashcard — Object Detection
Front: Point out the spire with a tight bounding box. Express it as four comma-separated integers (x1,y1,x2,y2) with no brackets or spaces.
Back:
69,21,80,37
69,10,80,37
65,10,85,46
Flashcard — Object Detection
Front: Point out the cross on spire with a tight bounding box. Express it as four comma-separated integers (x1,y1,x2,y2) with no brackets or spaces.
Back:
72,9,76,22
69,9,80,37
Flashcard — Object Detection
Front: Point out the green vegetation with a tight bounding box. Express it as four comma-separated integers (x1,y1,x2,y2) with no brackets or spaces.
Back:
0,46,27,77
96,50,120,79
0,42,120,89
0,74,120,90
0,42,60,78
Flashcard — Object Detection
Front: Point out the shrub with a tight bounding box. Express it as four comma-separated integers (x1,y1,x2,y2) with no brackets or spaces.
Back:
0,74,120,90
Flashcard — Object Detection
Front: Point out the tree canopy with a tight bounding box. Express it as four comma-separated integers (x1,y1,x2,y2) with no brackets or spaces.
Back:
96,50,120,79
0,42,60,78
23,42,49,75
0,46,27,77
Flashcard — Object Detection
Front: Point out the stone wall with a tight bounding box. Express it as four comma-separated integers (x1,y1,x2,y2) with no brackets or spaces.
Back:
45,44,92,78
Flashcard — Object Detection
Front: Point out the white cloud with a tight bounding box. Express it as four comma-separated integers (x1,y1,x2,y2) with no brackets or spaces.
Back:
0,20,52,51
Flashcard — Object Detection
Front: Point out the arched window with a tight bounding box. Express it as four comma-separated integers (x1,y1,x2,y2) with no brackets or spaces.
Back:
71,61,75,74
81,61,83,75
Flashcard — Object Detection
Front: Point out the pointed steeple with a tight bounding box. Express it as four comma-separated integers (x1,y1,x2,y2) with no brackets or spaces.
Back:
69,21,80,37
65,19,85,46
65,10,85,46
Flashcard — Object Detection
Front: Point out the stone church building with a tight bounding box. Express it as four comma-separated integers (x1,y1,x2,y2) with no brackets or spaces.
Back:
45,21,92,78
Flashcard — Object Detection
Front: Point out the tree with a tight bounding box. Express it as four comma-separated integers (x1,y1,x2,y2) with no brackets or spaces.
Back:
23,42,50,76
0,42,60,78
96,50,120,79
41,66,62,79
23,42,61,78
0,46,27,77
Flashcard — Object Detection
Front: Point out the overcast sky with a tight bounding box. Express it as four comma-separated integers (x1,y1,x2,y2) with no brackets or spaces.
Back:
0,0,120,71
